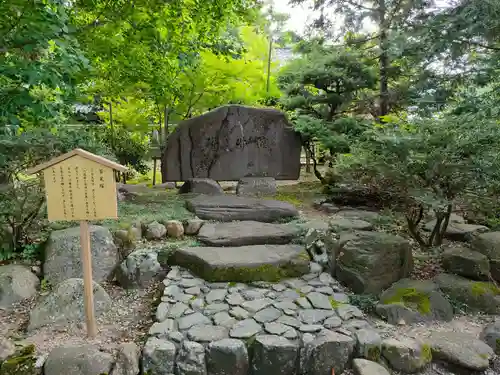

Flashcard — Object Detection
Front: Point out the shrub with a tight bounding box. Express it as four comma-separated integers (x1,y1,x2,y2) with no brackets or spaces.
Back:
335,115,500,247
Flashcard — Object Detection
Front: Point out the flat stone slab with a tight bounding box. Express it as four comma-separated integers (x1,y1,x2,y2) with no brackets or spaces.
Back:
169,245,309,282
197,221,300,246
185,195,299,222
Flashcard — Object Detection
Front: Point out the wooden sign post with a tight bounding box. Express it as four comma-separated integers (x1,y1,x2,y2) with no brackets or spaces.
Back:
28,149,127,338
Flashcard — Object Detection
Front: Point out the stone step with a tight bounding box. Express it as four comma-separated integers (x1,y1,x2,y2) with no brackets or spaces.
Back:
197,221,301,247
185,195,298,222
169,244,310,282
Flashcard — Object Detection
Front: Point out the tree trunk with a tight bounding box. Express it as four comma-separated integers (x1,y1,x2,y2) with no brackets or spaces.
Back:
266,37,273,94
305,145,311,173
378,0,389,118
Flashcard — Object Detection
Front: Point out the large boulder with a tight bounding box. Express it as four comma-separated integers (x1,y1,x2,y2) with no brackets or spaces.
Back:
206,339,249,375
353,359,390,375
186,195,299,222
382,338,431,373
0,343,38,375
441,246,489,280
115,248,164,288
334,231,413,294
434,273,500,314
145,221,167,240
44,225,119,285
236,177,277,197
0,264,39,310
28,278,111,331
179,179,223,195
169,244,309,282
161,105,301,182
376,279,453,324
43,345,113,375
424,221,488,242
251,335,299,375
113,342,140,375
480,320,500,355
426,331,493,371
197,221,300,246
471,232,500,282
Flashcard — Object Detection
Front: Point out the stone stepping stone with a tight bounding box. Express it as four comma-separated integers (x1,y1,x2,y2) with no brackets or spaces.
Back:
197,221,300,246
185,195,298,222
169,245,310,282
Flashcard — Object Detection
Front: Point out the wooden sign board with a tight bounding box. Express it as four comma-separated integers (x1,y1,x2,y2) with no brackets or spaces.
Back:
27,149,127,338
28,148,127,221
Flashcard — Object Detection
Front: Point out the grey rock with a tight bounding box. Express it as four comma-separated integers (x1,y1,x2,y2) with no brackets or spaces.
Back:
337,304,363,320
277,316,301,329
377,278,453,324
284,328,299,340
264,322,290,335
425,221,488,242
167,302,189,319
323,316,342,329
272,284,287,292
184,218,205,235
0,264,39,310
179,178,224,195
355,329,382,361
44,225,118,285
434,273,500,314
308,280,325,287
170,244,308,282
149,319,177,337
442,246,490,280
185,195,299,222
213,312,237,328
254,307,282,323
198,221,299,247
113,342,140,375
204,303,230,316
206,339,249,375
208,282,230,289
335,209,382,222
307,292,333,310
241,289,266,300
295,297,312,309
164,284,183,297
427,331,493,371
177,312,211,330
315,286,334,295
229,307,250,320
28,278,111,331
176,293,195,304
266,291,277,299
300,285,314,294
236,177,277,197
319,272,335,285
342,319,372,333
274,301,298,311
251,335,299,375
226,293,245,306
480,320,500,354
156,302,169,322
167,267,182,280
162,105,301,181
282,289,301,300
186,286,201,295
230,319,263,339
300,330,355,375
146,221,167,240
353,358,390,375
180,278,204,288
309,262,323,274
187,325,229,342
471,232,500,282
299,325,322,333
169,331,185,343
329,217,373,231
241,298,273,313
206,289,227,304
382,338,431,373
190,298,205,312
284,309,297,316
0,338,15,362
285,279,306,289
332,293,349,304
298,309,336,325
335,231,413,294
176,340,207,375
44,345,113,375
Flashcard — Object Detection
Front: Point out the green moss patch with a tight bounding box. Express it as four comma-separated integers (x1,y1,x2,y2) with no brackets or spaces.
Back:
0,344,37,375
471,282,500,296
381,287,431,315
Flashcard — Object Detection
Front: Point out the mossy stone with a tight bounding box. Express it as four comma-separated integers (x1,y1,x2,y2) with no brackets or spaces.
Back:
0,344,37,375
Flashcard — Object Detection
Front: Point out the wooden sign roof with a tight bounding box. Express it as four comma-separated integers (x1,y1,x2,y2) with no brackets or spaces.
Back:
27,148,127,175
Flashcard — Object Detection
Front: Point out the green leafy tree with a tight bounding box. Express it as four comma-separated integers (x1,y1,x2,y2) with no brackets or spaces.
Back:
279,46,376,182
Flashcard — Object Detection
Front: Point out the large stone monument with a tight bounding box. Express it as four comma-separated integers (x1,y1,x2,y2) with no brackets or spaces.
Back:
161,105,302,182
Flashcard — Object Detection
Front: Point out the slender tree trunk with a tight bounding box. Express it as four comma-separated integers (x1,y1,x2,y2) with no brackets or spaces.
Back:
305,145,311,173
379,0,389,118
266,37,273,94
